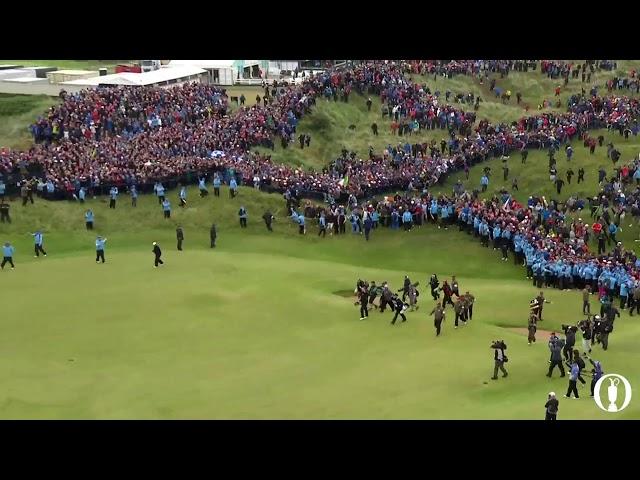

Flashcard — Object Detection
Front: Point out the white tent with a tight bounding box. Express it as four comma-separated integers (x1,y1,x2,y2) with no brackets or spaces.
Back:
60,66,206,88
168,60,235,85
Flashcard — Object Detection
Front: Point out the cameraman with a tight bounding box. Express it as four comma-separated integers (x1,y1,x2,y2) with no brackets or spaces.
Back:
545,392,559,421
547,336,566,378
491,340,508,380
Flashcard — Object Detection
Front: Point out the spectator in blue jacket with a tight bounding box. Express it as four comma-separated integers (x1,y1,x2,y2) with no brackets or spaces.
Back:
229,177,238,198
2,242,15,269
85,209,94,230
402,209,413,231
162,199,171,218
95,236,107,263
565,360,581,399
32,230,47,257
130,185,138,207
212,174,221,197
155,182,166,203
109,186,118,209
179,186,187,207
608,223,619,244
480,174,489,192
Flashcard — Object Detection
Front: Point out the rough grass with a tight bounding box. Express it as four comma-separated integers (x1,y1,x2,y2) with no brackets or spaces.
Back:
0,93,58,150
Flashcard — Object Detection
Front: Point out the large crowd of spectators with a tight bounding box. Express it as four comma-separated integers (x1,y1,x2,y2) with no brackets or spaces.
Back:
0,60,638,206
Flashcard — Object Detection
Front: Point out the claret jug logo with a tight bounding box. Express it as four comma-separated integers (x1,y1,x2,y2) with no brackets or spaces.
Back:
593,374,632,413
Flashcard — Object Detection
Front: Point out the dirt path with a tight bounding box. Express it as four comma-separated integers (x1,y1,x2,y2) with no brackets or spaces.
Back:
508,327,556,337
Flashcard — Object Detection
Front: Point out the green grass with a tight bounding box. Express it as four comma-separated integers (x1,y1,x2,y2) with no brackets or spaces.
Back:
2,63,640,419
253,94,451,170
1,186,639,419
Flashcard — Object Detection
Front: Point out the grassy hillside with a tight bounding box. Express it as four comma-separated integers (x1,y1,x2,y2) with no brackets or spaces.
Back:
0,93,58,150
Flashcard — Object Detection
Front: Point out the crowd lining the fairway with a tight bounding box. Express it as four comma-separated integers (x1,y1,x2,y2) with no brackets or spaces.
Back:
3,59,640,418
2,60,640,306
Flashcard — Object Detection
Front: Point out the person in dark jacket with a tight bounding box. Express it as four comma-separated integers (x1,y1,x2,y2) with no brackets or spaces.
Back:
429,274,440,300
491,340,508,380
527,313,537,345
545,392,559,421
364,215,373,241
562,324,577,361
262,211,274,231
440,280,455,307
572,350,587,386
390,295,407,325
238,206,248,228
401,275,411,301
152,242,163,268
579,317,593,353
547,337,566,377
379,283,393,313
358,283,369,320
430,303,445,336
176,226,184,251
210,223,217,248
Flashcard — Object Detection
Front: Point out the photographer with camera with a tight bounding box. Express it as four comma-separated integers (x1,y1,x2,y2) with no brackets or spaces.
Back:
547,335,566,378
545,392,559,421
491,340,508,380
